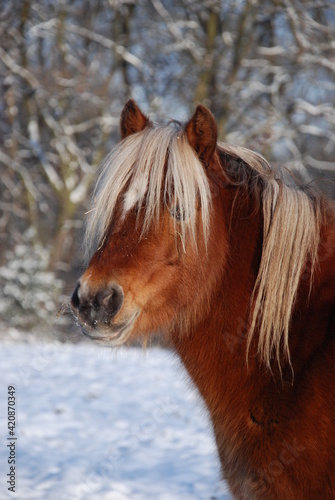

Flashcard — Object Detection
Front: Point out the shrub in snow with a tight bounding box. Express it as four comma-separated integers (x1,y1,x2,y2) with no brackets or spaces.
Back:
0,232,64,328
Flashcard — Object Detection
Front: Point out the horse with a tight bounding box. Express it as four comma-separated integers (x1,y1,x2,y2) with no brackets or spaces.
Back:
71,99,335,499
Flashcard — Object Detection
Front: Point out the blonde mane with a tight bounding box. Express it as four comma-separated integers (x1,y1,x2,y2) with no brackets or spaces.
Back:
218,143,322,369
85,127,322,369
84,124,212,256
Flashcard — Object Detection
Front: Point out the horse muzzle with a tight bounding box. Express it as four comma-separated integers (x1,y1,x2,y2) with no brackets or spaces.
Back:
71,280,138,344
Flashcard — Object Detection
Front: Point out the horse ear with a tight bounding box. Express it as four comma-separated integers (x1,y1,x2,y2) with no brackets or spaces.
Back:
185,105,217,167
120,99,150,139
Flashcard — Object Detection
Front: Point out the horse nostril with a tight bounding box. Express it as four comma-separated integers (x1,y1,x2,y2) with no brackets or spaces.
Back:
96,284,124,318
71,281,124,327
71,283,81,309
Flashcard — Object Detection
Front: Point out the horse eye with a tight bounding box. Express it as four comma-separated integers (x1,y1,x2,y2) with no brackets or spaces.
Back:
170,205,185,221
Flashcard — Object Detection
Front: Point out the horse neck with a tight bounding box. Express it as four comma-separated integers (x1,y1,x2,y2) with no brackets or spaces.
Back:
288,202,335,371
171,186,335,415
171,183,265,411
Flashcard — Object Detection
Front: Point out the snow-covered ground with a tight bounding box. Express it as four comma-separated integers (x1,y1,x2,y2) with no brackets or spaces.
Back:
0,335,232,499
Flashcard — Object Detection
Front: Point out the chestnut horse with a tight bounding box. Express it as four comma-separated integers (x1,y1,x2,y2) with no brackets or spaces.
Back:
71,99,335,499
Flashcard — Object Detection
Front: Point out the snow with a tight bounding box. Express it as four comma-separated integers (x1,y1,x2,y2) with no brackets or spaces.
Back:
0,339,232,499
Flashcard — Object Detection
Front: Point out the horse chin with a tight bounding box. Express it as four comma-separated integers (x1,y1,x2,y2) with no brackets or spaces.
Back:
79,310,140,347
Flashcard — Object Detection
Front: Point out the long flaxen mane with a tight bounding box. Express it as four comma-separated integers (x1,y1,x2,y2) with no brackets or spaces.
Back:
84,122,322,368
217,143,322,368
